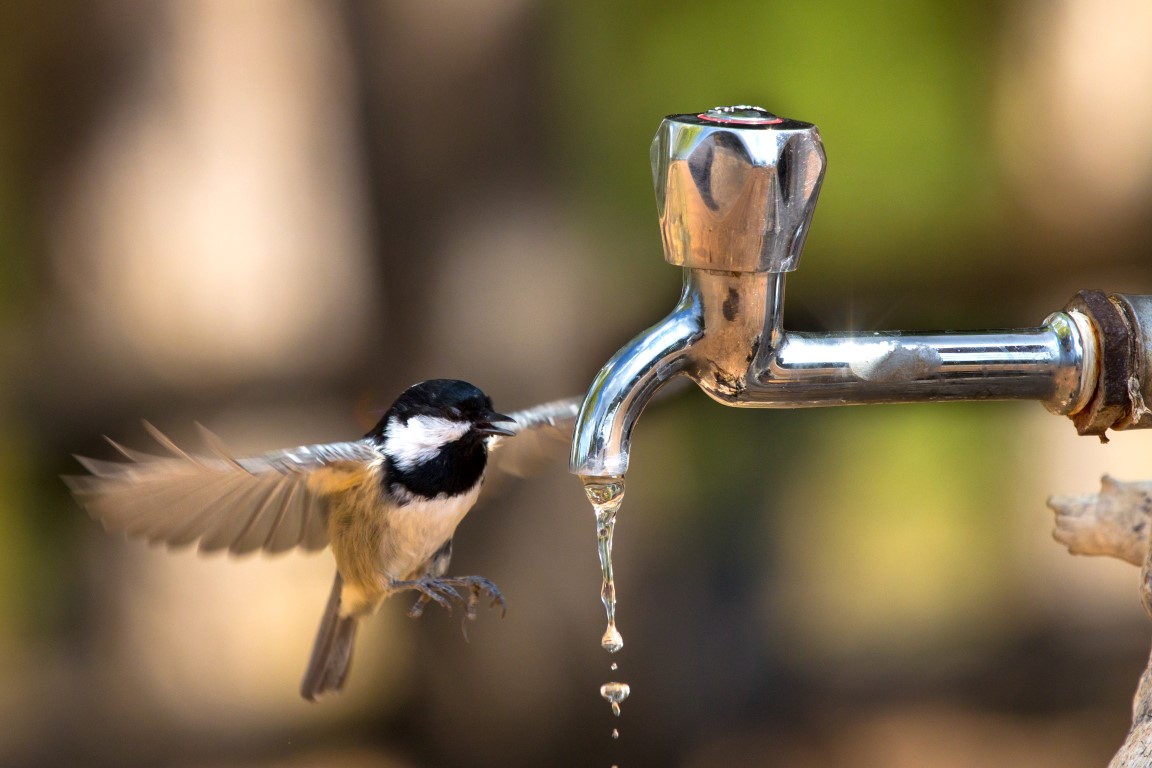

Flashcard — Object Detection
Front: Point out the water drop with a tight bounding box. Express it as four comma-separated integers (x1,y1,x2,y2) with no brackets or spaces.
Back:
600,681,630,717
601,622,623,653
611,728,620,739
584,476,625,507
611,662,618,671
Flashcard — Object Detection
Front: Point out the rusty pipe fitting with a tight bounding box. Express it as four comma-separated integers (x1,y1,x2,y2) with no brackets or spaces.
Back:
1065,291,1152,439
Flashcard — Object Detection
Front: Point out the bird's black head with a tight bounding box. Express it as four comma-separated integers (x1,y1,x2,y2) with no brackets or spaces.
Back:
378,380,501,429
369,379,514,499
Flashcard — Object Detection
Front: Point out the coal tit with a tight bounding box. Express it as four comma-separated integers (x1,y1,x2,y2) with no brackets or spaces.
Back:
66,379,579,701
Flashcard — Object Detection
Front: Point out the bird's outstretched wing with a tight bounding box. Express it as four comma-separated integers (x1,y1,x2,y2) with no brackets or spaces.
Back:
485,382,688,480
65,422,380,556
68,395,589,557
487,396,582,480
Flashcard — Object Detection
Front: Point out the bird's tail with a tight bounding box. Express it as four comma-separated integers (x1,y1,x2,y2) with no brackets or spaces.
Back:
300,571,359,701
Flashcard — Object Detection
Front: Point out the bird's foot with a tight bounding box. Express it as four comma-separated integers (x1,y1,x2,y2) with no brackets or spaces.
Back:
399,576,506,620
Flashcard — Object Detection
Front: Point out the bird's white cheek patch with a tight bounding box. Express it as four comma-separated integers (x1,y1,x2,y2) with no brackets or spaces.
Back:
383,415,471,471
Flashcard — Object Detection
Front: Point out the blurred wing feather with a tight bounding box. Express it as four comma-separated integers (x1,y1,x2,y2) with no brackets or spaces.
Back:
484,382,689,483
66,427,380,556
486,396,581,481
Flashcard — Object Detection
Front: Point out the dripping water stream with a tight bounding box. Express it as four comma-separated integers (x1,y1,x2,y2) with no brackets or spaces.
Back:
583,475,630,749
584,476,625,654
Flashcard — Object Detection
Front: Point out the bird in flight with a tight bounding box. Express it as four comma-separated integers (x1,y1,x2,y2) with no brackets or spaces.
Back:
65,379,579,701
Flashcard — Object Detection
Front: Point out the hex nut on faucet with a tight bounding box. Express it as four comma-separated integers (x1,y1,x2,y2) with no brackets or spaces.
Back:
652,106,826,273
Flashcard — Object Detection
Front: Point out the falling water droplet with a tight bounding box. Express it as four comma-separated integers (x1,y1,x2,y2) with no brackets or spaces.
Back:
611,662,618,671
611,728,620,740
601,622,623,653
600,681,630,717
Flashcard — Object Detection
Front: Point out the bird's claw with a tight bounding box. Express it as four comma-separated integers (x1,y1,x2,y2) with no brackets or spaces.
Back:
454,575,506,619
397,576,505,619
399,579,459,618
407,593,431,619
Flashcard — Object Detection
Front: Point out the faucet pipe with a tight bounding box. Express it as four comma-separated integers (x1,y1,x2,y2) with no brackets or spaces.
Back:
687,270,1092,412
571,267,1097,478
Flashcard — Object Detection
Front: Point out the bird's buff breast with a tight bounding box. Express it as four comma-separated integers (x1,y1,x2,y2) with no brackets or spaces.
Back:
325,468,481,616
383,484,480,578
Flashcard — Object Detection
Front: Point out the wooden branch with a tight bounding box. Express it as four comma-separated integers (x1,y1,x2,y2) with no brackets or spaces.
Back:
1110,649,1152,768
1049,476,1152,568
1048,476,1152,767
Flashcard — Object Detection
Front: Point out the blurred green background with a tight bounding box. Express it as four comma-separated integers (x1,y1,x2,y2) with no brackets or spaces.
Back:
2,1,1152,766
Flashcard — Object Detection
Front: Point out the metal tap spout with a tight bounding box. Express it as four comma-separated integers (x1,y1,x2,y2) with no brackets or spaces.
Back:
569,275,703,478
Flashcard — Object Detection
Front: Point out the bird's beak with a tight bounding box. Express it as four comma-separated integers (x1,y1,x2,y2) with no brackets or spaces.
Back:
477,411,517,437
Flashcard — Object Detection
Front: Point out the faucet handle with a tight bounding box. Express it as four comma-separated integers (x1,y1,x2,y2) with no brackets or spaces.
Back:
651,106,826,273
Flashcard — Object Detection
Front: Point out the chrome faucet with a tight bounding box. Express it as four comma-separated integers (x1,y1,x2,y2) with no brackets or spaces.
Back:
571,105,1152,479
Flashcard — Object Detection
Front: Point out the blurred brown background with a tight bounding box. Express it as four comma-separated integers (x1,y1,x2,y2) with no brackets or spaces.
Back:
2,1,1152,766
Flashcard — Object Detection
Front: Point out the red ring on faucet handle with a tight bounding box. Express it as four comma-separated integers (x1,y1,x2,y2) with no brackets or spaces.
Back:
697,106,783,126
